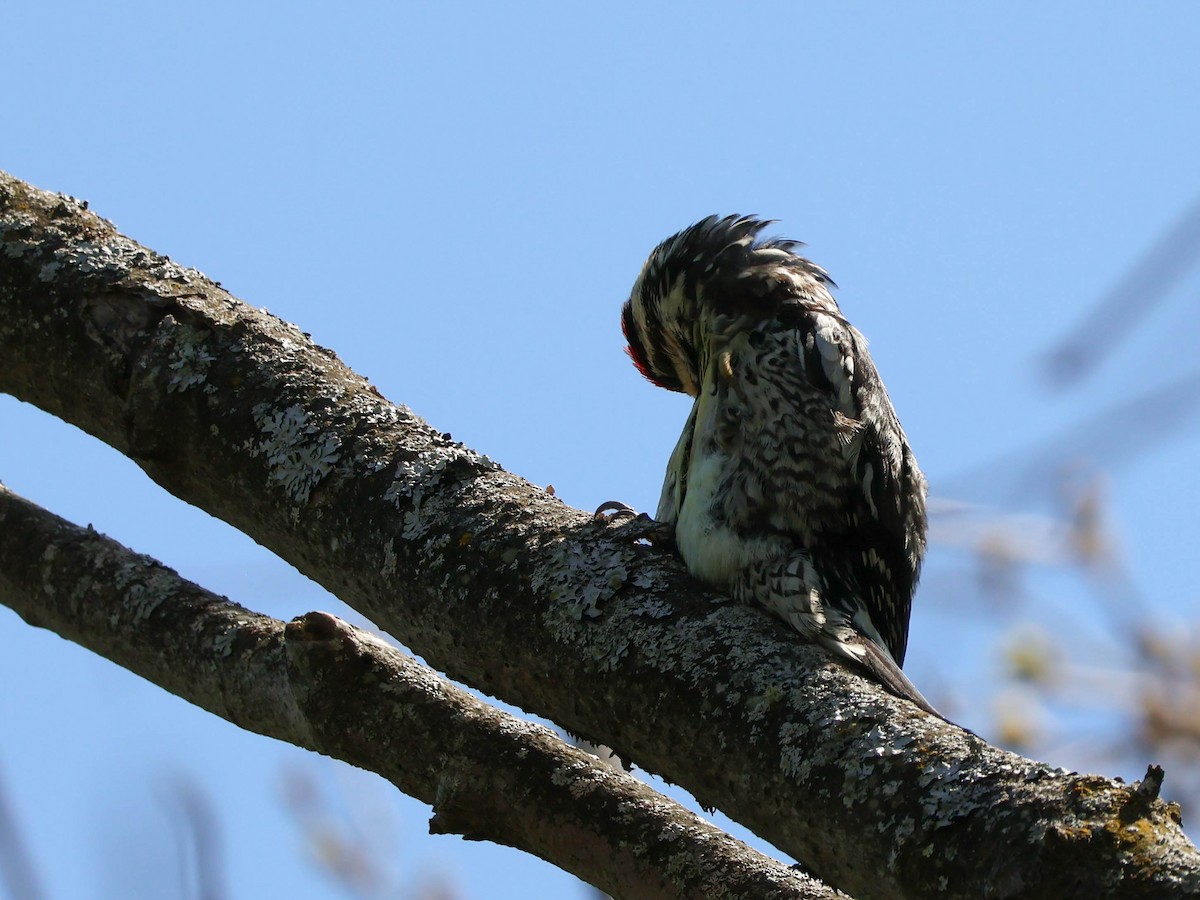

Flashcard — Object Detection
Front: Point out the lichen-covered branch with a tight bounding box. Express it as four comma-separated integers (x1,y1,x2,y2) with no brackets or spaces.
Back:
0,484,831,900
2,168,1198,899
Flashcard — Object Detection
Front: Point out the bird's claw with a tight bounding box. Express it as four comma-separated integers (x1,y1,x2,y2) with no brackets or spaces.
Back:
593,501,673,546
593,500,641,522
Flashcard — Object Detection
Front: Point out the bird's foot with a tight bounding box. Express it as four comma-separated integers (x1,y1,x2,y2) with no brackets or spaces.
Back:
592,501,673,546
593,500,641,522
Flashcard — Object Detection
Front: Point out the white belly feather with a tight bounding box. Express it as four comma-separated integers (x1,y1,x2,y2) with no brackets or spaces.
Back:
674,450,749,590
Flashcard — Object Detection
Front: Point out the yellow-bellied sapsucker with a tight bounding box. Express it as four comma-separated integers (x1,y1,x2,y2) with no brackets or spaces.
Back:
622,214,935,714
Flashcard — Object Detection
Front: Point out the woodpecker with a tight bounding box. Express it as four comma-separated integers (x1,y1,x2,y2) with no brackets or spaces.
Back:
621,215,935,714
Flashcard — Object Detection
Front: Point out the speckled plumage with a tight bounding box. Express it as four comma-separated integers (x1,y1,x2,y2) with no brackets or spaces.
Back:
623,215,934,713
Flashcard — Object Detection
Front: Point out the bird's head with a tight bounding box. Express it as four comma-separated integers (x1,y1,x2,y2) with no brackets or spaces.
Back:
621,214,835,396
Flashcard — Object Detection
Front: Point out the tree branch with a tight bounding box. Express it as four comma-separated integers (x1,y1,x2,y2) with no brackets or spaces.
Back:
0,483,831,900
2,168,1197,898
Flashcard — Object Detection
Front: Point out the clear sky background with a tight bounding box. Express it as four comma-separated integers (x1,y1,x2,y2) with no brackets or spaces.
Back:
3,4,1199,898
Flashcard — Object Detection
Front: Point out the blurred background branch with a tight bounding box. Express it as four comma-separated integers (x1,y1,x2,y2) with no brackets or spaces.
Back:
929,191,1200,806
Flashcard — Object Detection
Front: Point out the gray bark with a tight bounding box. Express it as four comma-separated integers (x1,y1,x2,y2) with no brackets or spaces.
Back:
0,483,829,900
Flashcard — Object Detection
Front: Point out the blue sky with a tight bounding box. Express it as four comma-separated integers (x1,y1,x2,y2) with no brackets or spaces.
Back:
3,4,1199,897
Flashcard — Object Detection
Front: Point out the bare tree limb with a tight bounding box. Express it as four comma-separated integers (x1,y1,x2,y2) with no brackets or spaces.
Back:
0,483,831,900
2,168,1198,898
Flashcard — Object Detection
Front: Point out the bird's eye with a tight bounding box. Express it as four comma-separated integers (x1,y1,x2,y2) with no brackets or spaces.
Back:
749,330,765,347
